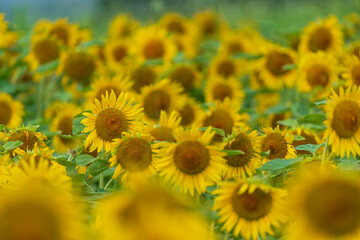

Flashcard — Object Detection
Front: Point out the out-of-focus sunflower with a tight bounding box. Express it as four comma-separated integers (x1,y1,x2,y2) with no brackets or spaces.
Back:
298,52,339,93
108,14,139,39
50,103,81,153
287,170,360,240
157,127,226,196
0,14,18,48
81,91,143,152
109,132,158,183
342,55,360,87
176,97,205,127
208,52,243,79
218,28,257,56
221,128,262,179
349,40,360,59
299,15,343,54
44,101,75,120
145,110,182,143
140,79,185,122
168,64,201,91
323,86,360,158
0,92,23,129
6,127,47,155
131,25,177,64
129,64,160,93
260,126,297,162
256,92,280,114
104,39,132,72
205,76,244,104
213,180,287,240
193,10,227,39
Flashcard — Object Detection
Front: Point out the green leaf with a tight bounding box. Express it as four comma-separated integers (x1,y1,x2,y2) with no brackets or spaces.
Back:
42,130,62,138
60,134,82,139
232,52,263,60
73,117,85,135
261,150,270,157
222,149,245,156
143,58,163,66
299,113,326,125
88,160,109,176
314,99,328,106
3,141,23,150
75,154,97,167
78,40,103,48
257,157,304,171
199,127,225,137
281,63,297,71
200,40,220,51
73,110,91,119
54,158,77,166
277,118,298,128
264,104,289,115
295,143,325,156
293,135,306,141
33,60,59,73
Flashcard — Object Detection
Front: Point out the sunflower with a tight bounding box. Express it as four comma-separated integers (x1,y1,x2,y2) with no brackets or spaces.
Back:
209,52,243,79
212,180,287,240
323,86,360,158
342,55,360,86
292,127,320,155
260,126,297,162
258,44,298,89
298,52,339,93
109,132,158,184
221,128,262,179
205,76,244,104
168,64,201,91
218,28,256,56
131,25,177,64
176,97,205,127
0,14,18,48
255,92,280,114
349,40,360,59
145,110,182,143
85,73,134,105
287,170,360,240
299,15,343,54
157,127,226,196
50,103,81,153
0,92,23,129
129,64,160,93
193,10,227,39
108,14,139,39
140,78,185,122
104,39,132,72
81,90,144,153
6,127,47,156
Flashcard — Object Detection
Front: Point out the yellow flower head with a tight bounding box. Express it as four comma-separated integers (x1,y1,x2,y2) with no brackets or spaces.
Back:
0,92,23,129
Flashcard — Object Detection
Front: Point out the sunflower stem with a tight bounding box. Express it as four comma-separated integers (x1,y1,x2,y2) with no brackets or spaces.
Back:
99,173,104,189
84,181,95,193
210,220,215,238
104,179,113,190
321,137,329,171
223,232,228,240
36,78,45,120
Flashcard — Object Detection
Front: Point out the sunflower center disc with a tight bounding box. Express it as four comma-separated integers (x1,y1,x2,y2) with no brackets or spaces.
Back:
0,101,12,125
34,39,60,64
305,180,360,236
203,109,234,135
167,20,185,34
332,100,360,138
351,64,360,86
64,52,95,82
50,26,68,44
265,51,293,76
150,126,175,142
174,141,210,175
179,104,194,126
231,186,273,220
8,131,38,152
225,133,253,167
213,83,233,101
309,27,332,52
116,138,152,171
58,116,74,144
306,64,329,87
143,39,165,59
143,89,171,120
170,66,195,90
261,133,288,160
217,60,235,78
131,67,157,93
227,41,244,55
95,107,128,141
113,45,127,62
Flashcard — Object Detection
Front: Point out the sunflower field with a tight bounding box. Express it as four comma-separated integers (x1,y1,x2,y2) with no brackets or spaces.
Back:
1,1,360,239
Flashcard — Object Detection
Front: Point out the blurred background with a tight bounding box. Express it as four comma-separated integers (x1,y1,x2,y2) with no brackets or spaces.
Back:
1,0,360,38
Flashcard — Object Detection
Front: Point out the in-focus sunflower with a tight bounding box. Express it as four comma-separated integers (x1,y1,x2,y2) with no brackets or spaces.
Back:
260,126,297,162
129,64,160,93
299,15,343,54
0,92,23,129
209,52,243,79
298,52,339,93
132,25,177,64
213,180,287,240
222,128,262,179
168,64,200,91
145,110,182,142
108,14,139,39
157,127,226,196
205,76,244,104
140,79,185,122
81,90,143,152
109,132,158,183
104,39,131,72
287,170,360,240
342,55,360,87
50,103,81,153
6,127,47,155
323,86,360,158
176,97,205,127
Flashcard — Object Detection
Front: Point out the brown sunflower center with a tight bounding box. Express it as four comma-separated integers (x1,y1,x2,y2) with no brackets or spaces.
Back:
306,64,330,87
261,132,288,160
351,64,360,86
143,39,165,60
352,46,360,59
143,89,171,120
203,109,234,135
149,126,175,142
304,180,360,236
95,107,128,141
116,138,152,171
0,101,12,125
231,186,273,220
167,20,185,34
225,133,253,167
292,132,317,155
118,26,131,38
112,45,127,62
131,67,157,93
217,60,235,78
34,39,60,64
179,104,194,126
201,18,216,36
227,41,244,55
265,51,293,76
8,130,40,152
82,146,99,158
213,83,233,101
170,66,196,91
58,116,74,144
174,141,210,175
309,27,332,52
95,87,121,101
331,100,360,138
64,52,95,83
50,26,68,44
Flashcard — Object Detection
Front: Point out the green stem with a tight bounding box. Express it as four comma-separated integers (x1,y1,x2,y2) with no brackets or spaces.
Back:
104,179,113,190
84,181,95,193
195,193,201,207
99,173,104,189
321,137,329,171
36,78,45,120
210,220,215,238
